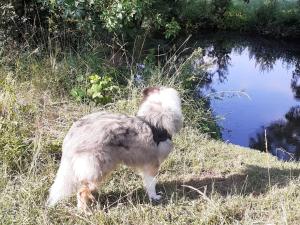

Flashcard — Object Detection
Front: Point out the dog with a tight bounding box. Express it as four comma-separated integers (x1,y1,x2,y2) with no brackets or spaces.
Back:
47,87,183,211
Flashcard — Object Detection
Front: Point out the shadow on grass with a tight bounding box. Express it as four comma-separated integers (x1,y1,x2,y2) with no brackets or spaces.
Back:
95,165,300,209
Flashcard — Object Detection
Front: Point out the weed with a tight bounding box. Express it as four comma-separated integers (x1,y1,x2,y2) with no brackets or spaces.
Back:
71,74,120,105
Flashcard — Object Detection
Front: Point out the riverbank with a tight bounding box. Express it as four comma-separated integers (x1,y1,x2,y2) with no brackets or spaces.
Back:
0,90,299,224
1,48,300,224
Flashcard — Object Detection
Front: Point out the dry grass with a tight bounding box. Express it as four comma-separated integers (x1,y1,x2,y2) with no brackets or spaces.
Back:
1,58,300,225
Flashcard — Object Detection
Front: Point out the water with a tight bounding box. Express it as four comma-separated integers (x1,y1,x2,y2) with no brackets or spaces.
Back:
193,34,300,161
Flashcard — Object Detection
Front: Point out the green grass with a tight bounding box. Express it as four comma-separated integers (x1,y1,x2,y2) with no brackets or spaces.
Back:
1,52,300,224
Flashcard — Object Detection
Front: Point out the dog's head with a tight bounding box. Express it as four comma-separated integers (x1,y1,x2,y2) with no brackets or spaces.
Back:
137,87,183,135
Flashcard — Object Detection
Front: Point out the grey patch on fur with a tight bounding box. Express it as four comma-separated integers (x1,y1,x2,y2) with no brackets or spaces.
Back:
107,125,138,150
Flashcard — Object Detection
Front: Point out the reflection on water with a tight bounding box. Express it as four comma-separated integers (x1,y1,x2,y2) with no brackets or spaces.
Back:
249,106,300,161
195,33,300,161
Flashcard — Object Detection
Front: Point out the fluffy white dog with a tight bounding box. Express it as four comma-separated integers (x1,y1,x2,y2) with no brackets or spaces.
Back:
47,87,183,211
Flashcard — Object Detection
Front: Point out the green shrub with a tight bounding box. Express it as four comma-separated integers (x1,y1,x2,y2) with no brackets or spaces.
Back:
165,18,181,39
71,73,120,105
223,0,300,38
223,3,249,31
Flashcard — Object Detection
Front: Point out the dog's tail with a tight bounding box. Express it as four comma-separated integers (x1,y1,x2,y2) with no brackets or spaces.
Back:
47,158,76,207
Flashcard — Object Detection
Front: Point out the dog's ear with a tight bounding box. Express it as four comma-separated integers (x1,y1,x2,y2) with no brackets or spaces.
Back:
142,87,160,97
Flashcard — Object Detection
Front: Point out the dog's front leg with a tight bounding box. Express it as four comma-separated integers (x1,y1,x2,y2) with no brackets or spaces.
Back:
143,174,161,201
142,165,161,201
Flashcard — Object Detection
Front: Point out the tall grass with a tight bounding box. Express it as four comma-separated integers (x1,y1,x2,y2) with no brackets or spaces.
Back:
0,39,220,172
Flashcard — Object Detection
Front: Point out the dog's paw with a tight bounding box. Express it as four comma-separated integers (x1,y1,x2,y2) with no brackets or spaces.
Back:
150,193,162,201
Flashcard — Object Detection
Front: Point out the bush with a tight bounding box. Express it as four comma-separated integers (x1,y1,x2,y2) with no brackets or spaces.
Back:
223,0,300,38
2,0,300,49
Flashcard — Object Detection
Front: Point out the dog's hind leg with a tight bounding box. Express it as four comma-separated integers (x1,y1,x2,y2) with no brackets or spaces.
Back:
142,163,161,201
77,181,98,212
72,153,102,212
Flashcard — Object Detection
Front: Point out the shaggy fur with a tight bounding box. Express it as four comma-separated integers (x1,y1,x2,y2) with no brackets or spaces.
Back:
47,87,183,211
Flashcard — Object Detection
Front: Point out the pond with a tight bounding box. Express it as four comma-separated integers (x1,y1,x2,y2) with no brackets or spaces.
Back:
194,33,300,161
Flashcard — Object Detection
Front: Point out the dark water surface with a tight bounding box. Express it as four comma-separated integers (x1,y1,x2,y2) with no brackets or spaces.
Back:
194,34,300,161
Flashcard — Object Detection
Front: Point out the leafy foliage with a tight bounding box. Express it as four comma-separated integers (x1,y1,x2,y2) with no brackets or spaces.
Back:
1,0,300,48
165,18,181,39
87,74,120,104
71,74,120,104
223,0,300,37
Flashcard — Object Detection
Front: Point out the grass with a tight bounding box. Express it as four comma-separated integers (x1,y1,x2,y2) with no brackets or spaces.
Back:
1,50,300,224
